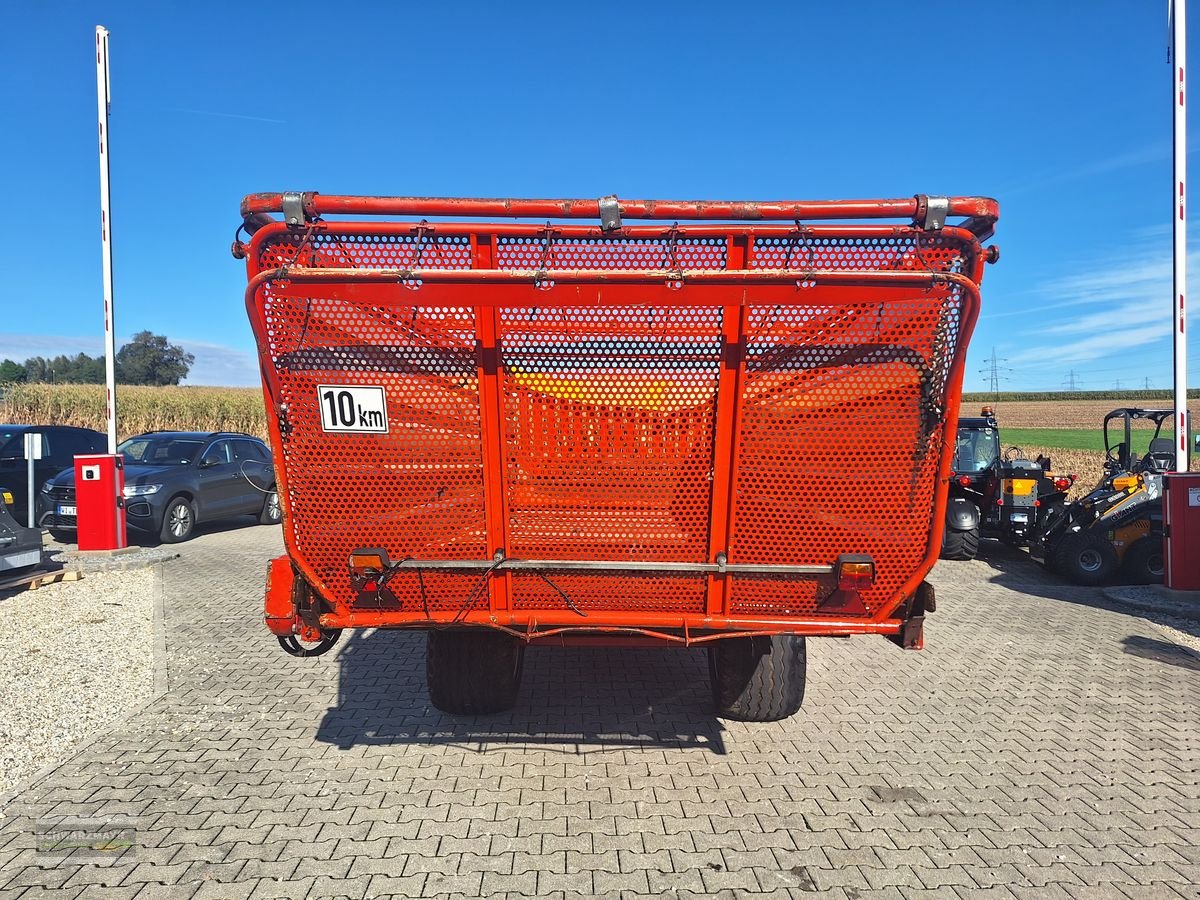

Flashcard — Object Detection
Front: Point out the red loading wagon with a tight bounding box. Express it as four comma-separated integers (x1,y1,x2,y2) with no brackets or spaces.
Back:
236,192,999,721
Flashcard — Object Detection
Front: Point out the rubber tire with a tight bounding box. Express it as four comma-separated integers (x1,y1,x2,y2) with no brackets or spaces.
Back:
259,489,282,525
940,525,980,561
1122,536,1165,585
159,496,196,543
1054,530,1119,586
48,528,75,544
426,629,525,715
709,635,806,722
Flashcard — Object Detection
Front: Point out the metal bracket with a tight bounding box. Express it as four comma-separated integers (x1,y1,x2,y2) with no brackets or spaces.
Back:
282,191,309,227
598,195,622,231
915,194,949,231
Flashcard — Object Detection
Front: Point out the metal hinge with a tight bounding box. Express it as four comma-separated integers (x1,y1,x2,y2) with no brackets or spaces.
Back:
915,194,949,231
281,191,311,227
598,194,622,231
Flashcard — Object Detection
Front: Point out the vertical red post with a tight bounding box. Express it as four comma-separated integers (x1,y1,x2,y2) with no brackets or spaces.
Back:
473,234,511,610
705,235,749,615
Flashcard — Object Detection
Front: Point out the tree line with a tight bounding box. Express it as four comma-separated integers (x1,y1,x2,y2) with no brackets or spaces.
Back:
0,332,194,387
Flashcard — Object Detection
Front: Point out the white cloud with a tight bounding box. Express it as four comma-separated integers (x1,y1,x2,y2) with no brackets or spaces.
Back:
995,233,1188,373
175,341,260,387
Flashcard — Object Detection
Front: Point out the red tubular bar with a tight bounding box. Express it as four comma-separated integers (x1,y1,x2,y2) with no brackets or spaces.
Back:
318,607,903,636
242,192,998,230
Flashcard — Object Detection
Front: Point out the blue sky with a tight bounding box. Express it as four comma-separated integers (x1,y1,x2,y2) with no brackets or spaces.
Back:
0,1,1195,391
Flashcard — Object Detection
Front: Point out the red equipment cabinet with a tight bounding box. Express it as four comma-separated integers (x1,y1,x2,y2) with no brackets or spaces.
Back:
1164,472,1200,590
74,454,127,551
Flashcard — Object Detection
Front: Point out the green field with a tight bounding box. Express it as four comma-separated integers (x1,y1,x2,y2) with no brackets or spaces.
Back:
1001,427,1162,454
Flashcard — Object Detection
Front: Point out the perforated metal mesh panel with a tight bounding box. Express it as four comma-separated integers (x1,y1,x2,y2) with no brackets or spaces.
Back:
257,279,488,612
729,291,962,616
247,220,983,628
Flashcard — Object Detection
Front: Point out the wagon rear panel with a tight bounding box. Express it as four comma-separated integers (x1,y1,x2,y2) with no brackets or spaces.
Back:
242,196,993,637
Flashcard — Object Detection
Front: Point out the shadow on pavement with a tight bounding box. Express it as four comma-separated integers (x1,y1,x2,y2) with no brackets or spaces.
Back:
978,539,1200,641
1121,634,1200,670
316,629,729,754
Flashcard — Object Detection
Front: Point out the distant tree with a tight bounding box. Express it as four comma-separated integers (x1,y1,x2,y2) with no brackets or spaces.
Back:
115,331,194,386
0,359,26,383
23,357,49,382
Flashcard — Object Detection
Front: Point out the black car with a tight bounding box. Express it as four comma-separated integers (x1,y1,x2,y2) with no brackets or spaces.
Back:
39,431,280,543
0,424,106,524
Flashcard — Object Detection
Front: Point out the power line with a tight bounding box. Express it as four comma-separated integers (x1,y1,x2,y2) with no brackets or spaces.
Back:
978,347,1012,398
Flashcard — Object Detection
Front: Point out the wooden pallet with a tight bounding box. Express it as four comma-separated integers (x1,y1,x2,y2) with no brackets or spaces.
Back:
0,565,83,593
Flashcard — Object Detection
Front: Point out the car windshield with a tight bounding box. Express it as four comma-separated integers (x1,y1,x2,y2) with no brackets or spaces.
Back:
0,429,29,459
954,426,999,473
119,437,204,466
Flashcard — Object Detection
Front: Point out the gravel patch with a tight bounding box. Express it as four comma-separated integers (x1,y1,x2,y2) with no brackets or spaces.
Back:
0,567,158,797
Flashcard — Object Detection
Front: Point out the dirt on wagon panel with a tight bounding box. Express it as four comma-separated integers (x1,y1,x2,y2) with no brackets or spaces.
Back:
238,192,998,720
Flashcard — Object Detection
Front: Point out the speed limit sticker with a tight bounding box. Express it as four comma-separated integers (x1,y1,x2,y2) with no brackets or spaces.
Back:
317,385,389,433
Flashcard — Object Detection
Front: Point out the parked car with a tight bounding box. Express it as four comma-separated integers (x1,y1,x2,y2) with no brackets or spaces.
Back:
39,431,280,543
0,424,107,524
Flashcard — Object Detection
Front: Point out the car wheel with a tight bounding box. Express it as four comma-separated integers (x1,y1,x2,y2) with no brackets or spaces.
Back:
159,497,196,543
259,489,282,525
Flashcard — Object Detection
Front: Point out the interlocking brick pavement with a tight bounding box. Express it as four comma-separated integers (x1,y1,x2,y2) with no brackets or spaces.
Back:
1,523,1198,899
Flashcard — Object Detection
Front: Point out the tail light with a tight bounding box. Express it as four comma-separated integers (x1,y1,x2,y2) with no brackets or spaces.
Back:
835,554,875,592
958,475,971,486
1054,477,1072,491
350,547,391,590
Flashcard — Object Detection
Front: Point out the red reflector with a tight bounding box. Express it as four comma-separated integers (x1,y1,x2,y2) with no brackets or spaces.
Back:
838,571,874,591
1034,500,1041,507
835,555,876,592
996,498,1004,506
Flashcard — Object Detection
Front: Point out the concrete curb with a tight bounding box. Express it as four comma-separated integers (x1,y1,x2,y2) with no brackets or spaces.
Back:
51,545,180,575
1102,584,1200,621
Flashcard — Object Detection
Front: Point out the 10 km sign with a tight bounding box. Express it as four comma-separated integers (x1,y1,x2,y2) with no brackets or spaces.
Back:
317,385,389,433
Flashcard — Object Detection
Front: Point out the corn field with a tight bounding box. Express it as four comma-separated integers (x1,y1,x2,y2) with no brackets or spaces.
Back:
0,383,268,440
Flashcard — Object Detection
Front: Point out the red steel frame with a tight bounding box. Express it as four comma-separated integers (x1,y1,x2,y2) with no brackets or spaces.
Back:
241,194,998,646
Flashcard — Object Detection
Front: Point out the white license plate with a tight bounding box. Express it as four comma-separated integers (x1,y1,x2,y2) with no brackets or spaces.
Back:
57,504,76,516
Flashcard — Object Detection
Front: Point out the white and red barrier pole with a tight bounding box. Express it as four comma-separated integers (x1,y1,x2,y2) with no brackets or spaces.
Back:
96,25,117,455
1173,0,1189,469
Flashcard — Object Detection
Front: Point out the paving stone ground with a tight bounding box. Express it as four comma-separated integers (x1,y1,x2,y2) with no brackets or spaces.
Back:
1,522,1198,899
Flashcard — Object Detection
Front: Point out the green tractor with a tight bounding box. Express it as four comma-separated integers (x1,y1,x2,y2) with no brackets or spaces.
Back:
941,407,1074,560
1029,408,1176,585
